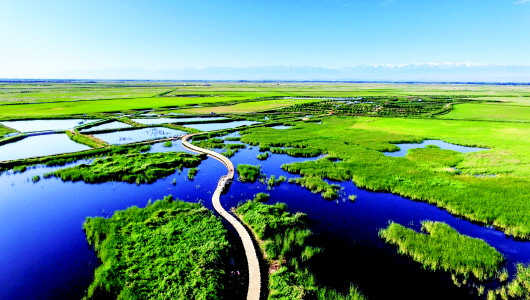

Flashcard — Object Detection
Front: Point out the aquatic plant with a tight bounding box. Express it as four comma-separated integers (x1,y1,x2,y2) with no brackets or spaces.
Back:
257,152,269,160
83,196,229,299
188,167,198,180
163,141,172,147
47,152,203,184
289,177,340,200
236,164,262,182
236,196,365,300
379,221,504,281
31,175,40,183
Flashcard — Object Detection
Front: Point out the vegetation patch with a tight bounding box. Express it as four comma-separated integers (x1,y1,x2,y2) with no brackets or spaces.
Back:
236,164,262,182
241,117,530,238
0,123,17,137
83,196,229,299
289,177,340,200
235,196,365,299
66,130,109,148
379,221,504,281
47,152,203,184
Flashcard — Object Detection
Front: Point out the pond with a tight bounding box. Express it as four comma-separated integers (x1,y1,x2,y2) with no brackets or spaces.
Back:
0,119,99,133
93,127,186,145
384,139,488,157
80,121,132,133
0,134,91,161
0,138,528,300
131,117,227,125
186,121,259,131
269,125,292,129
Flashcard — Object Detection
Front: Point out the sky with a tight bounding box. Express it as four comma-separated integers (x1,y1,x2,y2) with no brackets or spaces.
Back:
1,0,530,80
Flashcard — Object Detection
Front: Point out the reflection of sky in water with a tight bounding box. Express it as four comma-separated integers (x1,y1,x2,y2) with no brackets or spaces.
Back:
384,139,488,157
0,119,99,132
186,121,259,131
93,127,186,145
80,121,132,132
0,134,90,160
270,125,292,129
131,117,227,125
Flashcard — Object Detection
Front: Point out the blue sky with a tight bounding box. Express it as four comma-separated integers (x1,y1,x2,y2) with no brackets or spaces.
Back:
1,0,529,79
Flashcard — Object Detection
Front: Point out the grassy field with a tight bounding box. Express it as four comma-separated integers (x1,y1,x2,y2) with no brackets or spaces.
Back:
241,116,530,238
379,221,504,281
439,103,530,122
0,96,247,119
171,98,323,114
0,82,183,104
83,196,229,299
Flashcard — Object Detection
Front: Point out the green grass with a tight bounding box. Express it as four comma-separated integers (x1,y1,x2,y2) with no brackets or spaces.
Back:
439,103,530,122
235,197,365,300
241,116,530,238
379,221,504,281
288,176,340,200
0,96,249,119
236,164,262,182
163,141,173,147
47,152,203,184
83,196,229,299
172,98,323,114
0,124,17,137
187,167,198,180
66,130,109,148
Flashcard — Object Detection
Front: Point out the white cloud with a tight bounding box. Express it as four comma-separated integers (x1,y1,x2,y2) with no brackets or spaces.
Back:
514,0,530,4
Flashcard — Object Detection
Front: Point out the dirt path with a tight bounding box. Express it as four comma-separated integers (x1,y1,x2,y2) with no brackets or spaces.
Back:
182,134,261,300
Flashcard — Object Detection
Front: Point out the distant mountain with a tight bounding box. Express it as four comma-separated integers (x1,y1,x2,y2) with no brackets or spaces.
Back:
43,64,530,82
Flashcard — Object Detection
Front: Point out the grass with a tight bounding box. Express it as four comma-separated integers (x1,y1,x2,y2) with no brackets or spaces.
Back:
235,196,365,299
171,98,323,114
379,221,504,281
0,96,248,119
187,167,198,180
288,176,340,200
241,116,530,238
0,123,17,137
83,196,229,299
439,103,530,122
66,130,109,148
236,164,262,182
47,152,203,184
163,141,172,147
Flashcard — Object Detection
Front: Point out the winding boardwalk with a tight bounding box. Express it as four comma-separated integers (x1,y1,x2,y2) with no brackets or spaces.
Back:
182,134,261,300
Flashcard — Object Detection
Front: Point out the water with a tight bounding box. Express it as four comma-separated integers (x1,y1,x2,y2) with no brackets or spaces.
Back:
384,139,488,157
270,125,292,129
80,121,132,132
0,119,99,133
93,127,186,145
0,134,91,161
186,121,259,131
131,117,227,125
0,139,528,300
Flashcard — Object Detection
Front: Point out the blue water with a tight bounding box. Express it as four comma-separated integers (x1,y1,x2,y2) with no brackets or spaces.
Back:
93,127,186,145
131,117,227,125
0,134,91,161
186,121,259,131
0,119,99,133
384,139,488,157
80,121,132,132
0,140,527,300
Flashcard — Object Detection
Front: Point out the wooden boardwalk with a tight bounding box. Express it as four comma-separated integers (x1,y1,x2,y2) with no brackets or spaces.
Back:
182,134,261,300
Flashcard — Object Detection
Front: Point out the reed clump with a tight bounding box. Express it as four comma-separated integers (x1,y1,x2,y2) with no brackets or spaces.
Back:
379,221,504,281
47,152,203,184
83,196,229,299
